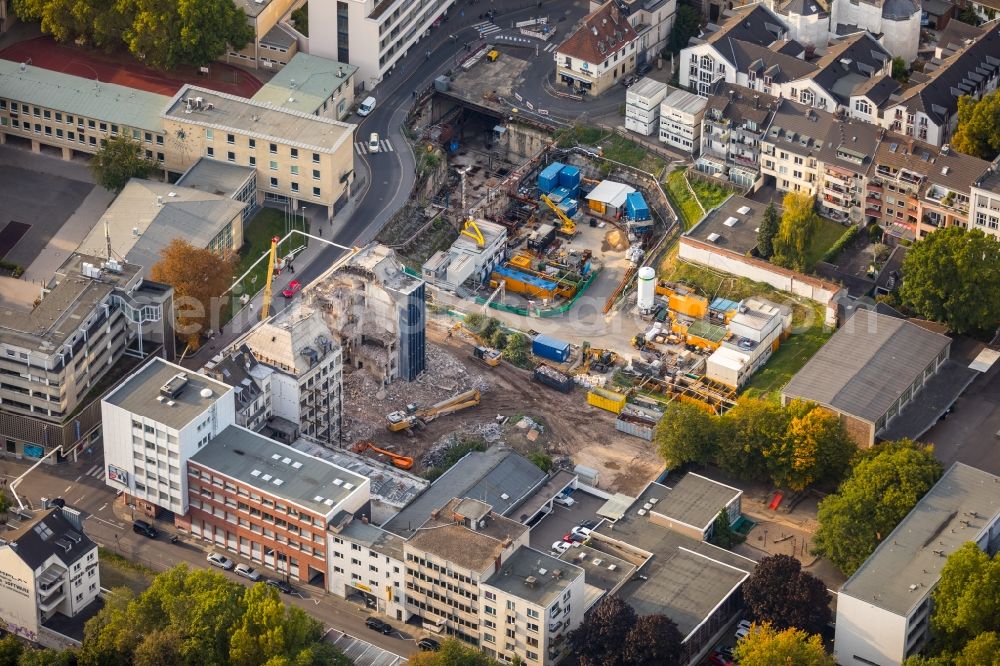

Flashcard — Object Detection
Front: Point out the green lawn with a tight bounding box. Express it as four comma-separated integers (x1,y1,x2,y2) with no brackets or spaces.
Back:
804,217,849,269
554,125,665,174
689,178,732,212
741,310,831,400
665,169,703,229
233,208,309,297
99,548,155,594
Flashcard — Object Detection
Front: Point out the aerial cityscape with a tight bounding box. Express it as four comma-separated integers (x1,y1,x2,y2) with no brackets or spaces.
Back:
0,0,999,663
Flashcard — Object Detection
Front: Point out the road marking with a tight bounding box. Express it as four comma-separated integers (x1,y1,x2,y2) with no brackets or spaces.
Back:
64,485,72,494
76,495,86,504
90,466,104,478
479,24,502,35
380,140,394,152
85,464,99,477
354,142,367,155
86,515,124,529
545,42,558,52
74,475,83,483
98,503,107,512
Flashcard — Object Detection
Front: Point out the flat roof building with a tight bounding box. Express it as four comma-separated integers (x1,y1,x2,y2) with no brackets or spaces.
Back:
176,157,258,224
683,194,765,255
652,474,742,541
835,463,1000,666
251,53,358,120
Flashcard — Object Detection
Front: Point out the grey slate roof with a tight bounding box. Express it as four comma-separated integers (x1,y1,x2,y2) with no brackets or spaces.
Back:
705,4,787,48
852,74,902,107
808,33,892,104
881,0,919,20
778,0,828,16
782,309,951,423
731,40,817,83
3,508,96,570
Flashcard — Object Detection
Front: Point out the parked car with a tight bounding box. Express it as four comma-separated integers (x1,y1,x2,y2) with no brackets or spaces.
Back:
132,520,158,539
708,651,735,666
357,96,376,116
562,532,586,543
735,618,752,641
418,638,441,651
365,617,393,635
207,552,235,570
551,540,571,554
234,564,262,581
281,280,302,298
577,519,597,530
571,526,593,538
266,579,293,594
368,133,380,153
42,497,66,509
553,494,575,507
636,62,652,76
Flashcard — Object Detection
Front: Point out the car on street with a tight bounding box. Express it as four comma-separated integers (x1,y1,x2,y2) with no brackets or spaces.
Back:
551,540,571,554
357,96,376,116
577,519,597,529
266,579,293,594
369,133,380,153
207,552,235,570
42,497,66,508
132,520,158,539
418,638,441,651
553,494,575,507
235,564,262,581
636,62,653,76
365,617,394,635
281,280,302,298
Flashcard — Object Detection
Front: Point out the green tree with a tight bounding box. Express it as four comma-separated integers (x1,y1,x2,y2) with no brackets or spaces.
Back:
929,544,1000,653
408,638,500,666
951,90,1000,160
569,596,637,666
717,397,790,481
0,490,10,514
772,192,819,271
528,451,553,473
742,555,831,634
667,4,701,54
757,202,780,258
622,614,683,666
891,56,909,83
290,4,308,36
812,440,942,575
0,634,24,666
707,509,744,549
899,226,1000,335
654,401,718,468
734,624,835,666
954,632,1000,666
90,136,159,193
502,332,531,368
16,648,75,666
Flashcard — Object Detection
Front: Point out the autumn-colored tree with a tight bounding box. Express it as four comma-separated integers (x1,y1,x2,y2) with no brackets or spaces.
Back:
150,238,234,351
772,193,819,271
654,401,718,468
781,406,857,490
734,624,835,666
951,90,1000,160
408,638,500,666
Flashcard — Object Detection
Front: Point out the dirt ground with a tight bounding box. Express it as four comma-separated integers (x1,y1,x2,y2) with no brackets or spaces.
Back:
342,318,662,495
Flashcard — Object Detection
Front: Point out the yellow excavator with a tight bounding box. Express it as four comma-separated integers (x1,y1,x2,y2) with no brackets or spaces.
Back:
352,440,414,470
450,322,501,367
386,388,482,432
260,236,280,319
540,194,576,237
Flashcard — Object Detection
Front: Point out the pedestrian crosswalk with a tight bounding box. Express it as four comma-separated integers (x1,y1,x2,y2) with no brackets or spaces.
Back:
475,21,502,36
544,42,558,53
84,460,105,480
354,139,395,155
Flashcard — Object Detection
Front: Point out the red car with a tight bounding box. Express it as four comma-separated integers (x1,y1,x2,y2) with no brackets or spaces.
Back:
281,280,302,298
707,651,734,666
562,532,586,544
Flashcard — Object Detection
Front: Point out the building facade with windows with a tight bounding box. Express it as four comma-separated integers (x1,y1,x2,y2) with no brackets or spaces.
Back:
555,2,641,96
309,0,454,89
227,0,300,71
969,163,1000,240
0,507,100,646
658,88,707,154
328,516,408,621
251,53,358,122
101,357,236,517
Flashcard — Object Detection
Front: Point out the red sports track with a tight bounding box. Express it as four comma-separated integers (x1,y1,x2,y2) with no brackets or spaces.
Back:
0,37,263,97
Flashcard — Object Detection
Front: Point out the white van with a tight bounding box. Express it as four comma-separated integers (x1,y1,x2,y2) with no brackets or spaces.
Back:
358,96,376,116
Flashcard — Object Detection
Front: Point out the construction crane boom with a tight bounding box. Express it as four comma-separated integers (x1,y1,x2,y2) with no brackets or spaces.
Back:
260,236,280,320
352,441,414,470
386,388,482,431
540,194,576,236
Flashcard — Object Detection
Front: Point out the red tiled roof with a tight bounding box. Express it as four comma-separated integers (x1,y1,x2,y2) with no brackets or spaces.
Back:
556,1,638,65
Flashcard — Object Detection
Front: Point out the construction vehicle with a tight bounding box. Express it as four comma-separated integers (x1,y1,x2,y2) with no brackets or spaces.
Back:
583,347,618,374
450,322,501,367
260,236,280,319
540,194,576,237
461,217,485,247
386,388,482,432
352,441,414,470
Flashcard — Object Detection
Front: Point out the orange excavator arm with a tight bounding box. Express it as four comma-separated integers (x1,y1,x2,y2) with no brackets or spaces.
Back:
352,441,414,470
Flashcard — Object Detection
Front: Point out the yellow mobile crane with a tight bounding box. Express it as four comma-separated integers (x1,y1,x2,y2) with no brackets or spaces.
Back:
540,194,576,237
260,236,280,320
386,388,482,432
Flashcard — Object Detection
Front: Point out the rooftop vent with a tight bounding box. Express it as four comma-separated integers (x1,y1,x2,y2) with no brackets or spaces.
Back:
200,388,213,398
637,509,647,516
737,206,751,215
344,483,354,490
251,469,262,477
525,575,538,588
706,232,721,243
723,216,739,227
649,498,658,504
608,563,617,571
552,568,563,578
281,457,292,464
272,453,281,460
160,372,189,399
273,479,284,486
500,493,510,500
292,462,303,469
323,498,335,506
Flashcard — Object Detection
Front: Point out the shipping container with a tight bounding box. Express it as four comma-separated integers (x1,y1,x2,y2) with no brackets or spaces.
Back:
626,77,669,111
559,198,579,219
625,115,658,136
587,387,627,414
625,104,659,124
615,403,664,441
625,192,650,221
558,165,581,190
537,162,565,194
532,333,571,363
534,363,574,392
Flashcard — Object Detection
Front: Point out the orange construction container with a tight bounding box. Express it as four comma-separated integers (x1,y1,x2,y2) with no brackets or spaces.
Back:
668,293,708,318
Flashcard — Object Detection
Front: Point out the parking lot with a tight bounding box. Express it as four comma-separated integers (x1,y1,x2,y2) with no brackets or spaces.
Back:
528,490,607,556
326,630,407,666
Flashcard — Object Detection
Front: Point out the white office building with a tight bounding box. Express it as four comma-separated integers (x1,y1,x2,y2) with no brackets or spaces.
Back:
328,516,409,622
659,88,707,154
101,357,235,517
834,463,1000,666
309,0,455,89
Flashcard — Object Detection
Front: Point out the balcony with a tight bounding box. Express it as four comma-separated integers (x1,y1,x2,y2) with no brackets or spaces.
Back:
867,182,884,192
866,195,882,205
925,186,969,213
37,586,66,612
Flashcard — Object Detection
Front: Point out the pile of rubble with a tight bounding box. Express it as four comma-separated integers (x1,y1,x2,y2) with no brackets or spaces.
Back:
341,342,490,441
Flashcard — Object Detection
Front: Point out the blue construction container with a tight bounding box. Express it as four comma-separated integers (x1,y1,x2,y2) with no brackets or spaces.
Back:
538,162,565,194
549,185,571,203
560,198,579,218
626,192,650,221
558,165,582,190
532,333,571,363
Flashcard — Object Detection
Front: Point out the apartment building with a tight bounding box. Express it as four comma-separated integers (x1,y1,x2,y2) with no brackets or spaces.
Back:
589,0,677,67
329,516,408,621
658,88,707,154
309,0,455,88
161,86,355,219
227,0,299,71
696,86,779,189
404,498,529,644
202,345,274,432
555,2,640,96
251,53,358,121
705,297,792,389
0,507,100,647
241,308,343,443
183,425,369,585
1,254,174,462
101,357,236,517
835,463,1000,666
969,162,1000,240
480,547,585,666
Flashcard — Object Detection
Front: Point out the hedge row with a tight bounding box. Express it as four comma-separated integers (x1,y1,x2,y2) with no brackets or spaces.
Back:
822,225,860,263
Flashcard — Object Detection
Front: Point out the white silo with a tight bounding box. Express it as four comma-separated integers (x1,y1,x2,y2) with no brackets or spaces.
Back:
637,266,656,311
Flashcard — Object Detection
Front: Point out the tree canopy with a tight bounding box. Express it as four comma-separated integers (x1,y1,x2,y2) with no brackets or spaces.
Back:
80,565,349,666
812,440,942,575
929,544,1000,653
654,401,718,468
667,5,702,54
90,136,159,193
757,202,780,259
734,624,835,666
898,227,1000,336
150,238,234,351
772,193,819,272
13,0,252,69
951,90,1000,160
742,555,832,634
408,638,500,666
568,596,682,666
